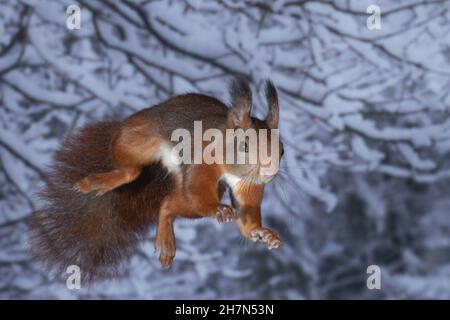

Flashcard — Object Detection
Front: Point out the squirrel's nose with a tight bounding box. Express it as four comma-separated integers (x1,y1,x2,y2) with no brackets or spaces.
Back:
263,173,275,180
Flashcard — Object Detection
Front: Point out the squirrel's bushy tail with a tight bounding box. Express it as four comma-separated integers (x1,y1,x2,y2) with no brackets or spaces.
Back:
29,122,174,282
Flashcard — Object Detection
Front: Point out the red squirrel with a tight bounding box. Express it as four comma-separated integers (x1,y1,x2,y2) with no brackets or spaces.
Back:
30,79,284,281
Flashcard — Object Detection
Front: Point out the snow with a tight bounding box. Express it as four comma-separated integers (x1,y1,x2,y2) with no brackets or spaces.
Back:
1,0,450,300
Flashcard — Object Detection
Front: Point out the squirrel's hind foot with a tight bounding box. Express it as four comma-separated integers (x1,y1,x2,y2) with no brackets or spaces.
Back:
74,167,141,196
155,226,176,269
73,176,110,196
155,241,175,269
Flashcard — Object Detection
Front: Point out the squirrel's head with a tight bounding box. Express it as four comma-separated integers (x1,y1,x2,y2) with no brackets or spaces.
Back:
225,79,284,184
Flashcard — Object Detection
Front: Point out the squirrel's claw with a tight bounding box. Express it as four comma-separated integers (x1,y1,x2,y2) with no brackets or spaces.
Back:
250,228,282,250
215,204,236,224
159,252,174,270
154,234,176,269
155,244,175,269
74,177,110,196
73,178,94,194
95,188,109,197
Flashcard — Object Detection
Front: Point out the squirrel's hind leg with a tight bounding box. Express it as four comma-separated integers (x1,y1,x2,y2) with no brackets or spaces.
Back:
74,120,163,196
155,199,177,269
74,167,141,196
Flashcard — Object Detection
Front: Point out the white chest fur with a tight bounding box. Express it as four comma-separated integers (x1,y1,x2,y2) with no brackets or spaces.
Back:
221,173,242,190
157,143,181,174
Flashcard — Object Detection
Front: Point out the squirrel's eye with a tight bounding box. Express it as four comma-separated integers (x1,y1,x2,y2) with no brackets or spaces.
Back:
239,141,249,153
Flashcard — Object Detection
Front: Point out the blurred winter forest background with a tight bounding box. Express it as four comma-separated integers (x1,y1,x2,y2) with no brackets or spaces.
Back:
1,0,450,299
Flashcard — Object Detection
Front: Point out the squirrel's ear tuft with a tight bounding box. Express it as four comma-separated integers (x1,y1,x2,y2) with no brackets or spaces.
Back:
228,78,252,128
265,80,279,129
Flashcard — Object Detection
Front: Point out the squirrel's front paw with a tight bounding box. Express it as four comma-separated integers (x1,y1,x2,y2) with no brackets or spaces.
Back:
250,228,282,250
215,204,236,224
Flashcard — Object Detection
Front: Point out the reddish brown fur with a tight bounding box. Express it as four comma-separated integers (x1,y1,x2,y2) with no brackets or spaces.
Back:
29,122,174,282
75,118,164,195
30,79,283,278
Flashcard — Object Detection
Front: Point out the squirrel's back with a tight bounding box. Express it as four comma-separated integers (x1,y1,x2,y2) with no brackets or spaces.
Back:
29,122,175,282
129,93,229,138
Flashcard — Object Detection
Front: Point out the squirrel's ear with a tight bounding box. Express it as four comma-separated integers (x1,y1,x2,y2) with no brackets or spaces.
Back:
227,78,252,128
265,80,279,129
